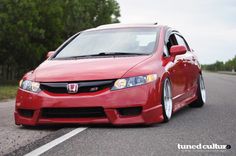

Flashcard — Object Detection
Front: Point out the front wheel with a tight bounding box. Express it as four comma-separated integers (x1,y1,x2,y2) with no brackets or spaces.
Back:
189,74,206,107
162,78,173,122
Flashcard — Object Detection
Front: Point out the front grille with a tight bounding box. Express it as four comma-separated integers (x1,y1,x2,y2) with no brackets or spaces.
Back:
40,80,114,94
41,107,106,118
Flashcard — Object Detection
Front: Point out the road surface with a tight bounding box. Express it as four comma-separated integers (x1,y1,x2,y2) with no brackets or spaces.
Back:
0,72,235,156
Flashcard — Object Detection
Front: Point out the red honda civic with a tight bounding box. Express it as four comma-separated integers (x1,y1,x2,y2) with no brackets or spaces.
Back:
15,23,206,126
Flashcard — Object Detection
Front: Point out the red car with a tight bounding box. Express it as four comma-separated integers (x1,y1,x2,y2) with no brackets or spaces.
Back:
15,23,206,126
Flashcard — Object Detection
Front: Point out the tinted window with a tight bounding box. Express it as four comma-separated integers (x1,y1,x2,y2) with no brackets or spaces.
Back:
163,45,169,57
175,34,190,51
166,34,177,54
55,28,160,58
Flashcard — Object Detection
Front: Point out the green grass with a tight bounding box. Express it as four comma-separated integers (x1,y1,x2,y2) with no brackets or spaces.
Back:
0,85,18,101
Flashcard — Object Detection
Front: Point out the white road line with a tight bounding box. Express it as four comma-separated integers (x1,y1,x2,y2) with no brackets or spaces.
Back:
24,127,87,156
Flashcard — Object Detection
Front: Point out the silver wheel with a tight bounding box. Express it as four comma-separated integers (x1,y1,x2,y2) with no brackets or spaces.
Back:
163,79,173,119
189,74,206,108
199,75,206,103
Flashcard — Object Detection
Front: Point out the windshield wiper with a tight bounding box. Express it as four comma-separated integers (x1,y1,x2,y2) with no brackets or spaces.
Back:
54,52,148,60
80,52,148,57
92,52,148,56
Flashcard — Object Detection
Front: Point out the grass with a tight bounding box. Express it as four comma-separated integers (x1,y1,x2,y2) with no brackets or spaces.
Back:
0,85,18,101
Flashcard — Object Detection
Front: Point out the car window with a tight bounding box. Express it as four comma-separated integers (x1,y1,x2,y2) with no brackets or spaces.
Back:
163,45,169,57
175,34,190,51
54,28,160,58
164,34,177,57
182,36,191,51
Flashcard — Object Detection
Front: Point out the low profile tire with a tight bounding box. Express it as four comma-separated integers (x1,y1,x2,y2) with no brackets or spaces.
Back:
189,74,206,108
162,78,173,123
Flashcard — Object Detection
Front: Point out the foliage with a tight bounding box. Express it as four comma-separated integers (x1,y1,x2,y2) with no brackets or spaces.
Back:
202,55,236,72
0,85,18,101
0,0,120,78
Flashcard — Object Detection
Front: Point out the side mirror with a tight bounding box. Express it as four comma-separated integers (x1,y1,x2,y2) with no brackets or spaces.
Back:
46,51,55,59
170,45,187,56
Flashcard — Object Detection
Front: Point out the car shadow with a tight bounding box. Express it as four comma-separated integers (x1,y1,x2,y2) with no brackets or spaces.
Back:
172,106,193,118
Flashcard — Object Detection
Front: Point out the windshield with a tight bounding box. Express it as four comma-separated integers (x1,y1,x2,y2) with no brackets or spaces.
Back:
55,28,159,58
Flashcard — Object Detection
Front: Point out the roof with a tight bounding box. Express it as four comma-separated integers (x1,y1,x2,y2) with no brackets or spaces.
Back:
84,23,165,32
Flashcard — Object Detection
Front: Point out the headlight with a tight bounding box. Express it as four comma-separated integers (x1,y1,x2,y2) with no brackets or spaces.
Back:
19,80,41,93
112,74,158,90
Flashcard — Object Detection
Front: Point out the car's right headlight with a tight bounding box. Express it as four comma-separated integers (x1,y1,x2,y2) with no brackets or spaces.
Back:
19,80,41,93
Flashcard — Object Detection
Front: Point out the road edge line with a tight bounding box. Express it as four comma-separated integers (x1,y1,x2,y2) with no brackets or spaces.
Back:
24,127,87,156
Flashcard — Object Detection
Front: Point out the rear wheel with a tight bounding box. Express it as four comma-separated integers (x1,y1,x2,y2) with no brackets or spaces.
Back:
162,78,173,122
189,74,206,107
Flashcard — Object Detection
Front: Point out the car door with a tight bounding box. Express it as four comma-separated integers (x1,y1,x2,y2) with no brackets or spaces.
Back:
164,32,187,105
175,34,198,98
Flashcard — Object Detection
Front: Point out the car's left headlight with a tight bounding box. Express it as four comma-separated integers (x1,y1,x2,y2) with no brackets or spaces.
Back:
19,80,41,93
111,74,158,90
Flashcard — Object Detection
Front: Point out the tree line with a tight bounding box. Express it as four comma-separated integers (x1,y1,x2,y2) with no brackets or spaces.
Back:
0,0,120,81
202,55,236,72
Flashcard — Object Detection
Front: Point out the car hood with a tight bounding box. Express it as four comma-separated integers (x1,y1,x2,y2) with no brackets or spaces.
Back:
34,56,151,82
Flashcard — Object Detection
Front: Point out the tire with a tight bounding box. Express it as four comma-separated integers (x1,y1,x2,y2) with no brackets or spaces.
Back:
189,74,206,108
161,78,173,122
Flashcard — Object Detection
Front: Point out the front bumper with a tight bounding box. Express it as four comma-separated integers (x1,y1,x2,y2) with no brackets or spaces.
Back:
15,80,164,126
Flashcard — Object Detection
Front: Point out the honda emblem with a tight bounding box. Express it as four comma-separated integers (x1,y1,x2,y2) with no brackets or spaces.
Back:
67,83,79,93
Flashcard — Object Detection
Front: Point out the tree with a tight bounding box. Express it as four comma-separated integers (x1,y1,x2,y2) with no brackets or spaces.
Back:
202,55,236,72
0,0,120,79
61,0,120,37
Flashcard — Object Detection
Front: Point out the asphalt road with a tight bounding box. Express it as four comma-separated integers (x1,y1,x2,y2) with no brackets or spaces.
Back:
0,72,235,156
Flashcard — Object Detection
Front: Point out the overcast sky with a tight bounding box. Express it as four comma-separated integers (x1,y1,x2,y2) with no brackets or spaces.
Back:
116,0,236,64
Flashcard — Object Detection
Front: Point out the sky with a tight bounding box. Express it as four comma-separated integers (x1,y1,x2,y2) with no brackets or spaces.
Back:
116,0,236,64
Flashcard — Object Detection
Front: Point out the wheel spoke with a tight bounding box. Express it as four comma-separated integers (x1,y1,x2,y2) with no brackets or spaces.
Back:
164,79,172,119
200,75,206,103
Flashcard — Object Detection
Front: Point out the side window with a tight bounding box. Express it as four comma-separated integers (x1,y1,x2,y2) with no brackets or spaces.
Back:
164,34,177,57
163,45,169,57
167,34,178,51
175,34,190,51
182,36,191,51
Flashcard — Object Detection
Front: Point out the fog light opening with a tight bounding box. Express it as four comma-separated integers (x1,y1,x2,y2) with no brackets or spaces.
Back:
117,107,142,116
18,109,34,118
